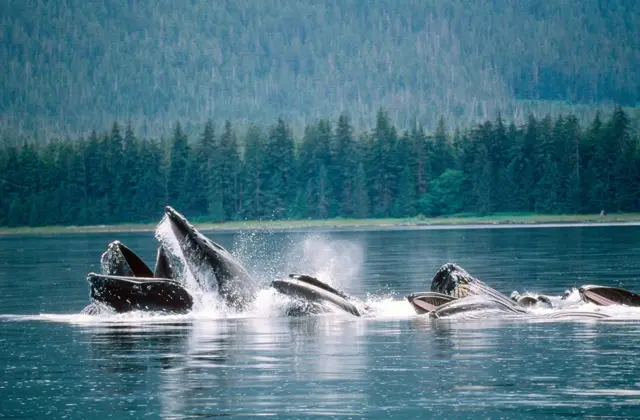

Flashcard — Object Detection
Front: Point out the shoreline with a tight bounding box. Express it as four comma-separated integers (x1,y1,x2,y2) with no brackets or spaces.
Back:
1,213,640,236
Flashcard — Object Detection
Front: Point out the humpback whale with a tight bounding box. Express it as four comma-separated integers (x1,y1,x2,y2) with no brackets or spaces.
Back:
87,273,193,314
407,263,624,320
271,274,363,316
161,206,258,311
407,263,526,317
83,240,193,314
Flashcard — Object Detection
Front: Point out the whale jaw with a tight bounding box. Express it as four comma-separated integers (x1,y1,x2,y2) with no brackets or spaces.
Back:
579,285,640,307
162,206,258,311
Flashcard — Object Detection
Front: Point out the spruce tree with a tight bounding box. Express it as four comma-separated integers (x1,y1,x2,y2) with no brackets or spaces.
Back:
370,109,398,217
333,114,357,217
409,124,431,207
609,106,636,211
108,122,124,221
431,116,454,178
167,122,190,209
134,138,167,222
262,118,295,219
219,120,242,219
563,115,583,213
354,162,369,218
241,124,264,219
183,120,215,216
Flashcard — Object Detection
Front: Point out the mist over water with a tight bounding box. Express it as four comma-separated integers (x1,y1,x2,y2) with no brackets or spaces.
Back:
3,226,640,418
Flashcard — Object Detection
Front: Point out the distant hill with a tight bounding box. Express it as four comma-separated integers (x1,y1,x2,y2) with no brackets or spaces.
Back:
1,0,638,137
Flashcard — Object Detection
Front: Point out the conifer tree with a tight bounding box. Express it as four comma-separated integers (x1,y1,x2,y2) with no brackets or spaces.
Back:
65,142,88,224
134,138,167,221
241,124,264,219
167,122,190,209
183,120,215,216
409,124,431,205
118,121,139,221
431,116,454,178
354,162,369,218
333,114,357,217
108,122,124,221
219,120,242,219
262,118,295,219
609,106,636,211
370,109,398,217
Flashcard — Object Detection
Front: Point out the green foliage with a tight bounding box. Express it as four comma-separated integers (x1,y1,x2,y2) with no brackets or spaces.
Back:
167,122,189,209
419,170,465,217
0,108,638,227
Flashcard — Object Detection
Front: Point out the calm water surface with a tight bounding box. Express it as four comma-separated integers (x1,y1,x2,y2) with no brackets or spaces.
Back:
1,226,640,418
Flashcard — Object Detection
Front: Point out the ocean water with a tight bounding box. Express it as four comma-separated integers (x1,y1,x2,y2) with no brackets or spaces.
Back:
1,225,640,418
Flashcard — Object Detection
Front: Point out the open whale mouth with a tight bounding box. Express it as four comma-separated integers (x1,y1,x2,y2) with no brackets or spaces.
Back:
430,295,529,318
430,263,522,309
161,206,258,311
579,285,640,307
87,273,193,314
271,274,362,317
406,292,455,314
406,263,544,317
407,264,640,319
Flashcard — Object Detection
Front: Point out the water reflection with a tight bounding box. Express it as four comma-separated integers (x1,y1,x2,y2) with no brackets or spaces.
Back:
81,316,371,418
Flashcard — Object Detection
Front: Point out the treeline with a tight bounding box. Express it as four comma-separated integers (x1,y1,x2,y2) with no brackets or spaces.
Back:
0,108,638,227
2,0,638,137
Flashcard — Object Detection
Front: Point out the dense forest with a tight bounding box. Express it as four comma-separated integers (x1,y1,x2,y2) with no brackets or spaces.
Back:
0,108,637,227
1,0,639,137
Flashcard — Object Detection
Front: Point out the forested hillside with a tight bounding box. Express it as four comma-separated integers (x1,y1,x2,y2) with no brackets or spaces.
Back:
1,0,638,137
1,108,637,227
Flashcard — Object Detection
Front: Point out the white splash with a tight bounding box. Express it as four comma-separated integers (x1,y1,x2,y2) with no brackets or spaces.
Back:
282,234,364,289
